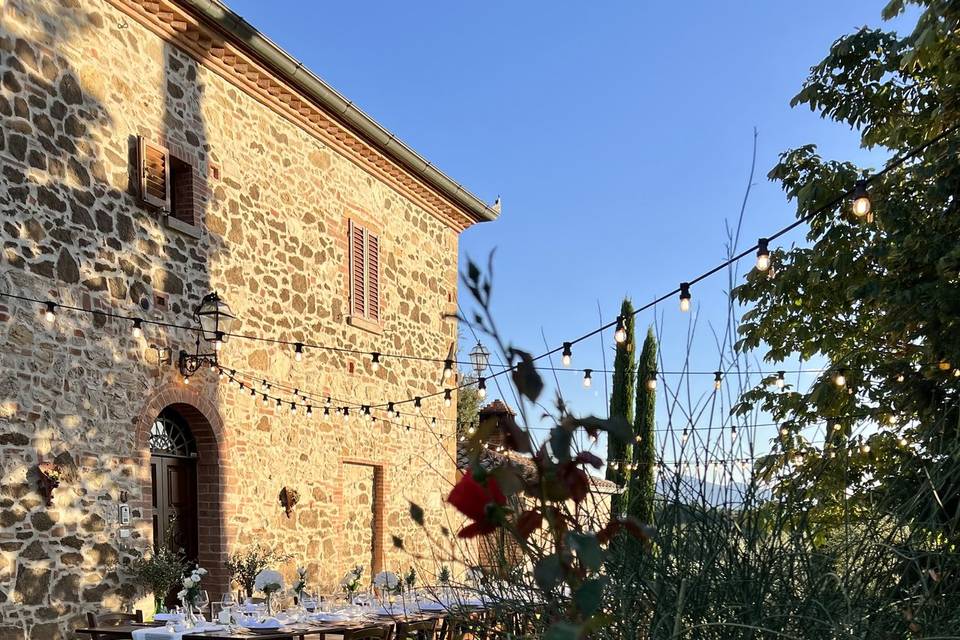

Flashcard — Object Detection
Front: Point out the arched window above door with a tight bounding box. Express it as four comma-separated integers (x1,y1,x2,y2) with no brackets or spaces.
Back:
149,408,197,457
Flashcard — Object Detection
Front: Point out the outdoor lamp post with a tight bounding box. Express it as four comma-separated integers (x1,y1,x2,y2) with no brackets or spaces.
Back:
468,341,490,379
179,292,237,379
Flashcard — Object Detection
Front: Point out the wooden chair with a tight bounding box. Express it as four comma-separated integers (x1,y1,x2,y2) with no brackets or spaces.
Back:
342,624,393,640
394,618,439,640
85,610,143,640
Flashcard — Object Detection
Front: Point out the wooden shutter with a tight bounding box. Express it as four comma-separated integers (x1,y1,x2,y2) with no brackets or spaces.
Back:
138,136,171,211
349,220,367,318
367,232,380,323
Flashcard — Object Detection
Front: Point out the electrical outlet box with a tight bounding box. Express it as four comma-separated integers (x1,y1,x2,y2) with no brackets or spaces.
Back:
119,504,131,525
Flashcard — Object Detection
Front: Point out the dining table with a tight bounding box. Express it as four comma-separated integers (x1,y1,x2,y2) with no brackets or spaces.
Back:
76,612,449,639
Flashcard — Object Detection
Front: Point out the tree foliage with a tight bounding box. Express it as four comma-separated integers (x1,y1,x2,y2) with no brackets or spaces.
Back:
733,0,960,534
628,327,657,525
606,298,635,514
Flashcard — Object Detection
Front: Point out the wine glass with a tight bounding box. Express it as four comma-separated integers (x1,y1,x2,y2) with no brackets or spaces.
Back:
195,590,210,622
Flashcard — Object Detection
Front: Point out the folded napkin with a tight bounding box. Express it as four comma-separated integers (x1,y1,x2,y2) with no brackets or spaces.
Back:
240,616,282,630
152,613,184,622
311,612,352,622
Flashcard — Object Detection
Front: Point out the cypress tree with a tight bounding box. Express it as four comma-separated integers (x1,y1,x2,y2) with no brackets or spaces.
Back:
605,298,635,516
628,326,657,525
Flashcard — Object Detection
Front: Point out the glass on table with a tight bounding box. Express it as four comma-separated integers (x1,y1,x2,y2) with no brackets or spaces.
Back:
195,590,210,621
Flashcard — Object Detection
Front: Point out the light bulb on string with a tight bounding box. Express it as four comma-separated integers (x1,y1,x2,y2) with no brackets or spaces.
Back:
780,425,789,437
276,398,282,409
730,426,738,442
290,402,297,414
833,369,847,387
442,359,454,381
583,369,593,388
679,282,691,312
218,369,225,381
44,301,57,323
294,342,304,362
776,371,785,389
414,397,422,411
342,407,350,423
431,417,437,427
444,389,452,408
561,342,572,367
182,374,190,385
249,386,256,397
208,361,217,372
323,406,330,417
387,402,395,417
261,379,268,391
325,396,332,407
477,377,487,399
755,238,770,272
832,423,842,432
262,394,269,406
371,352,381,371
896,373,905,383
646,373,657,391
681,428,689,444
851,179,871,217
887,415,898,425
713,371,722,390
306,405,313,417
215,331,224,352
131,318,143,338
467,425,476,436
898,436,908,447
614,316,627,344
937,359,951,371
860,442,871,454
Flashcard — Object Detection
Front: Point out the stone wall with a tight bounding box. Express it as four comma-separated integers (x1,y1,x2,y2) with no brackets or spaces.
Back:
0,0,471,637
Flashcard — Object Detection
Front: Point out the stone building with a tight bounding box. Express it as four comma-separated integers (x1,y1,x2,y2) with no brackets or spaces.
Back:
0,0,498,636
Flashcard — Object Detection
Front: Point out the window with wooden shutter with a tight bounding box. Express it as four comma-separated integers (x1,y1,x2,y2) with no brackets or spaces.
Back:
348,220,381,324
138,136,171,211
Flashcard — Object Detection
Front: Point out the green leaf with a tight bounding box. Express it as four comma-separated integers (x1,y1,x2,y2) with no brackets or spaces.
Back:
567,532,604,572
533,554,563,592
544,622,580,640
574,577,608,617
511,350,543,402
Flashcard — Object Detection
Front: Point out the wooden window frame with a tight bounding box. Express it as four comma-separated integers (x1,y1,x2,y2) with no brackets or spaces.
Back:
347,219,381,331
138,136,171,211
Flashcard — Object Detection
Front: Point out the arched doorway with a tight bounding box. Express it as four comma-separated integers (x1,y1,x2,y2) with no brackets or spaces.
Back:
137,388,229,594
149,407,199,561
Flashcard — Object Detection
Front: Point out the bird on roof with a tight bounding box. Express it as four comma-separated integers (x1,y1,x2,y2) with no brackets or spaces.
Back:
491,196,501,214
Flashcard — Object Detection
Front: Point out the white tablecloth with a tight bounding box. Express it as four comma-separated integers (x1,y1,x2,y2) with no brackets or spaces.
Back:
131,624,225,640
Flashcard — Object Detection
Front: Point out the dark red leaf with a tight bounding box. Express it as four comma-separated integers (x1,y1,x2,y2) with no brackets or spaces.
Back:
516,510,543,539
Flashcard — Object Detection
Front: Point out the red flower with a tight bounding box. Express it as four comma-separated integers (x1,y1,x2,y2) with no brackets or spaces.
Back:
447,471,507,538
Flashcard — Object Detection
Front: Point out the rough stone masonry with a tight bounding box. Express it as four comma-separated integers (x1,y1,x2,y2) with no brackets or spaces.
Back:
0,0,494,637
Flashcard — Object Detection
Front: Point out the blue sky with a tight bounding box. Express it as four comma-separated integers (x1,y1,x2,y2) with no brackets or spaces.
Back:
227,1,912,460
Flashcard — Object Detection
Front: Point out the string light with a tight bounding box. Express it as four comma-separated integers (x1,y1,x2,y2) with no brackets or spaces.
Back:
679,282,691,312
442,359,454,381
860,442,871,454
646,373,657,391
467,425,476,436
387,402,395,416
290,402,297,414
276,398,282,409
444,389,453,408
261,379,269,391
851,179,871,217
833,369,847,387
325,396,332,407
561,342,572,367
832,423,842,432
306,405,313,417
477,377,487,399
414,397,422,410
371,352,381,371
131,318,143,338
262,394,269,406
681,428,689,444
776,371,785,389
780,425,789,437
342,407,350,423
713,371,722,390
898,436,908,447
730,426,737,441
937,359,951,371
755,238,770,271
294,342,304,362
614,316,627,344
431,417,438,427
583,369,593,388
182,374,190,385
249,386,256,397
887,415,898,425
44,301,56,323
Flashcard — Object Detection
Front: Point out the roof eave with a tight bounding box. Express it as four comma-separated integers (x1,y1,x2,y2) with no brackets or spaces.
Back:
179,0,499,225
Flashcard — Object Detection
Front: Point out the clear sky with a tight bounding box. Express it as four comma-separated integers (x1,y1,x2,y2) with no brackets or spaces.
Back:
226,1,912,462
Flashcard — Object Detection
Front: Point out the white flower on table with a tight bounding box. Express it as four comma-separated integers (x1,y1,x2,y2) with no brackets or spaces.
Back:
373,571,400,592
254,568,284,594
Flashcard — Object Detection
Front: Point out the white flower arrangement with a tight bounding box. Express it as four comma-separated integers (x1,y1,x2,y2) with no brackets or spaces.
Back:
176,565,207,606
254,568,284,594
340,565,363,594
373,570,400,593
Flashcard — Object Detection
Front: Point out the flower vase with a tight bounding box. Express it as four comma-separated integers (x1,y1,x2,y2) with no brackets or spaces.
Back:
266,592,274,617
184,603,198,628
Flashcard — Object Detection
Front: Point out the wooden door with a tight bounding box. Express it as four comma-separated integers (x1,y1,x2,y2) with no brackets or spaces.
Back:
151,455,198,561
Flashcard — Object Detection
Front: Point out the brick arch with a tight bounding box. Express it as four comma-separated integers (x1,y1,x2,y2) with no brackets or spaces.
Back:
135,384,230,595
